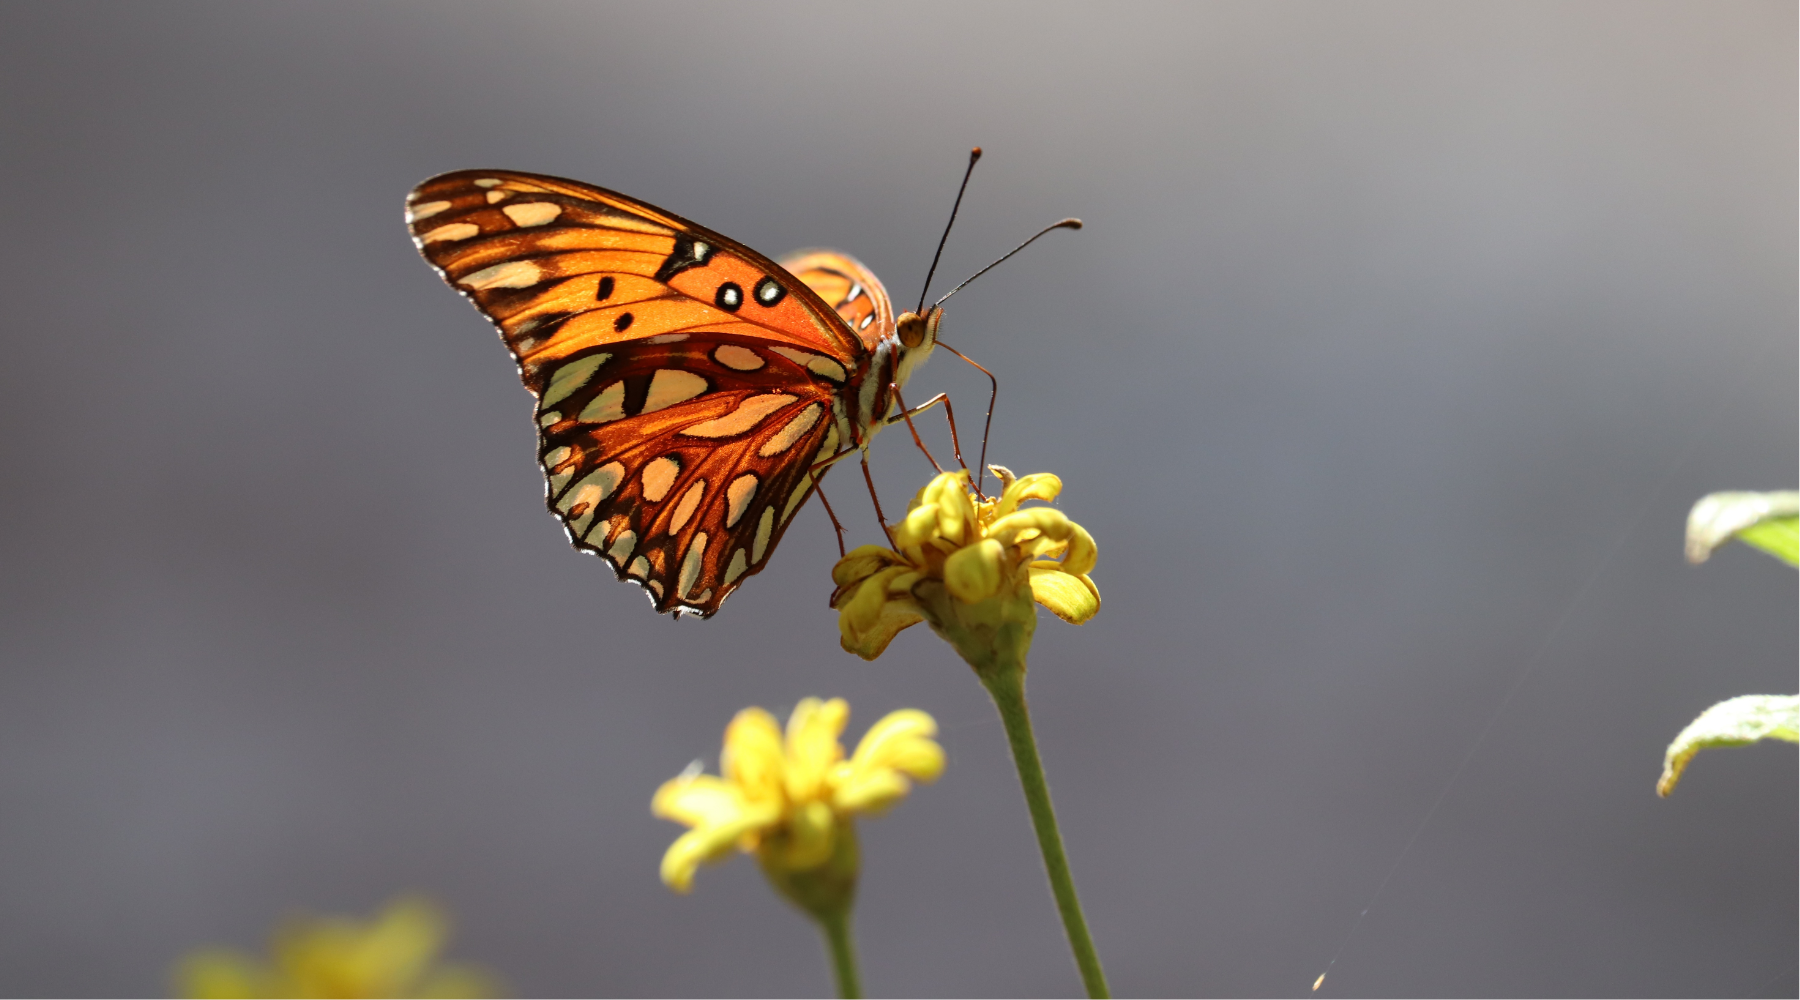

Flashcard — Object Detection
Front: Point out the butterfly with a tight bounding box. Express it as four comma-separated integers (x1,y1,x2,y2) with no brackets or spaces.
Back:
406,170,945,618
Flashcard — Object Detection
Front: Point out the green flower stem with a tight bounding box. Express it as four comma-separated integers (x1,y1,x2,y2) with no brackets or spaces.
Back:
818,911,862,999
762,822,864,998
980,661,1111,998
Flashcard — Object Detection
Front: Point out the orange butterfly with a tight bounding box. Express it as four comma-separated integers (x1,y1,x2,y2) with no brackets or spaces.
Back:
406,168,950,617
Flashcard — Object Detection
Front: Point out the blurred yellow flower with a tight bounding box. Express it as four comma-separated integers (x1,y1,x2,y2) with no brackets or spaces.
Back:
652,698,943,900
830,467,1100,662
174,895,503,999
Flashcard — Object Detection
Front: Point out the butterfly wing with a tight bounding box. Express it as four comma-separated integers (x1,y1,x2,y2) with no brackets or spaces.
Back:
778,250,897,352
407,170,868,616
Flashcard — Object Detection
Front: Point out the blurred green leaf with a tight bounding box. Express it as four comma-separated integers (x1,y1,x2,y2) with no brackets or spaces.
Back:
1657,694,1799,797
1685,491,1799,566
1733,516,1799,566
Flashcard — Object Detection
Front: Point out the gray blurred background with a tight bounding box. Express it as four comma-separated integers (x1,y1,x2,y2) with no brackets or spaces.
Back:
1,2,1794,996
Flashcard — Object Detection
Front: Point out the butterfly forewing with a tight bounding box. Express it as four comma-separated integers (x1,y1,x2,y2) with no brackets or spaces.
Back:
407,170,872,616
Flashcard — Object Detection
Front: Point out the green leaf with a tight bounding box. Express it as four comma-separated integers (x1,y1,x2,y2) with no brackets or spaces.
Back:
1657,694,1799,797
1685,491,1799,566
1734,516,1799,566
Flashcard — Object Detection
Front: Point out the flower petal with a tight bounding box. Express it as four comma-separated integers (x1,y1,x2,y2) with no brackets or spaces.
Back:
997,472,1063,517
175,949,276,1000
1030,565,1101,623
932,472,978,545
844,566,913,634
350,897,448,993
990,508,1097,577
784,698,848,801
850,709,945,782
721,708,786,803
660,811,765,892
944,538,1006,603
833,769,913,814
651,773,750,828
838,590,925,660
841,605,926,660
831,544,908,587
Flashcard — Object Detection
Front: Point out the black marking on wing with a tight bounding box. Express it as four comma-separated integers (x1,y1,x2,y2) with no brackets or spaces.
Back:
653,234,716,282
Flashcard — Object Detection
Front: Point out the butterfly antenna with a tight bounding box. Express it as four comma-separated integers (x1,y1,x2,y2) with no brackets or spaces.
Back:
933,219,1082,308
915,147,983,313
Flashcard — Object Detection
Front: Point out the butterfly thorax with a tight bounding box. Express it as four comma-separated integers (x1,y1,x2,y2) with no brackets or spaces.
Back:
854,305,943,447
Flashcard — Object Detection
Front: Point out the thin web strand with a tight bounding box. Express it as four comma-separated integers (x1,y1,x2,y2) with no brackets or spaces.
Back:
1310,377,1757,992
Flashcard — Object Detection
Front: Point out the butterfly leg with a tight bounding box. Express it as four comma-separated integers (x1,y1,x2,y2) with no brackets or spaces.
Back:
809,443,887,546
932,339,999,498
937,394,978,494
886,383,945,475
858,447,893,542
814,483,848,557
884,392,982,498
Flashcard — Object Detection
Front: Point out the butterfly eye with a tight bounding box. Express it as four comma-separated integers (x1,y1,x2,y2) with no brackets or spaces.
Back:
896,311,927,349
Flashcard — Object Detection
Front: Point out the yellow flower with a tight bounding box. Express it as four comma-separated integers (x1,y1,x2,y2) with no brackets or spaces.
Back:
651,698,943,911
830,467,1100,663
173,895,503,999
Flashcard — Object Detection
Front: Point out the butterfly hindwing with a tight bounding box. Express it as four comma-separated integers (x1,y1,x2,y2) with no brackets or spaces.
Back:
407,170,869,615
533,336,844,613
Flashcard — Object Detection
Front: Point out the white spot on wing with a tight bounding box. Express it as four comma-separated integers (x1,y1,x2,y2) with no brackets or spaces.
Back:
559,463,624,517
542,446,576,494
669,480,706,533
503,202,563,226
713,344,764,370
724,548,749,585
642,370,708,414
407,200,451,222
679,532,707,598
538,410,561,427
608,529,636,562
725,474,758,528
473,178,503,188
460,260,542,289
752,507,775,563
641,456,680,503
647,333,689,344
782,471,814,522
769,345,847,382
422,222,480,243
680,394,796,438
758,403,822,457
580,381,625,423
486,189,510,203
542,353,610,407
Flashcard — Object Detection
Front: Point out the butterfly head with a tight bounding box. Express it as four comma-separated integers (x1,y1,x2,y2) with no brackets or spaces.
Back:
892,306,943,387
